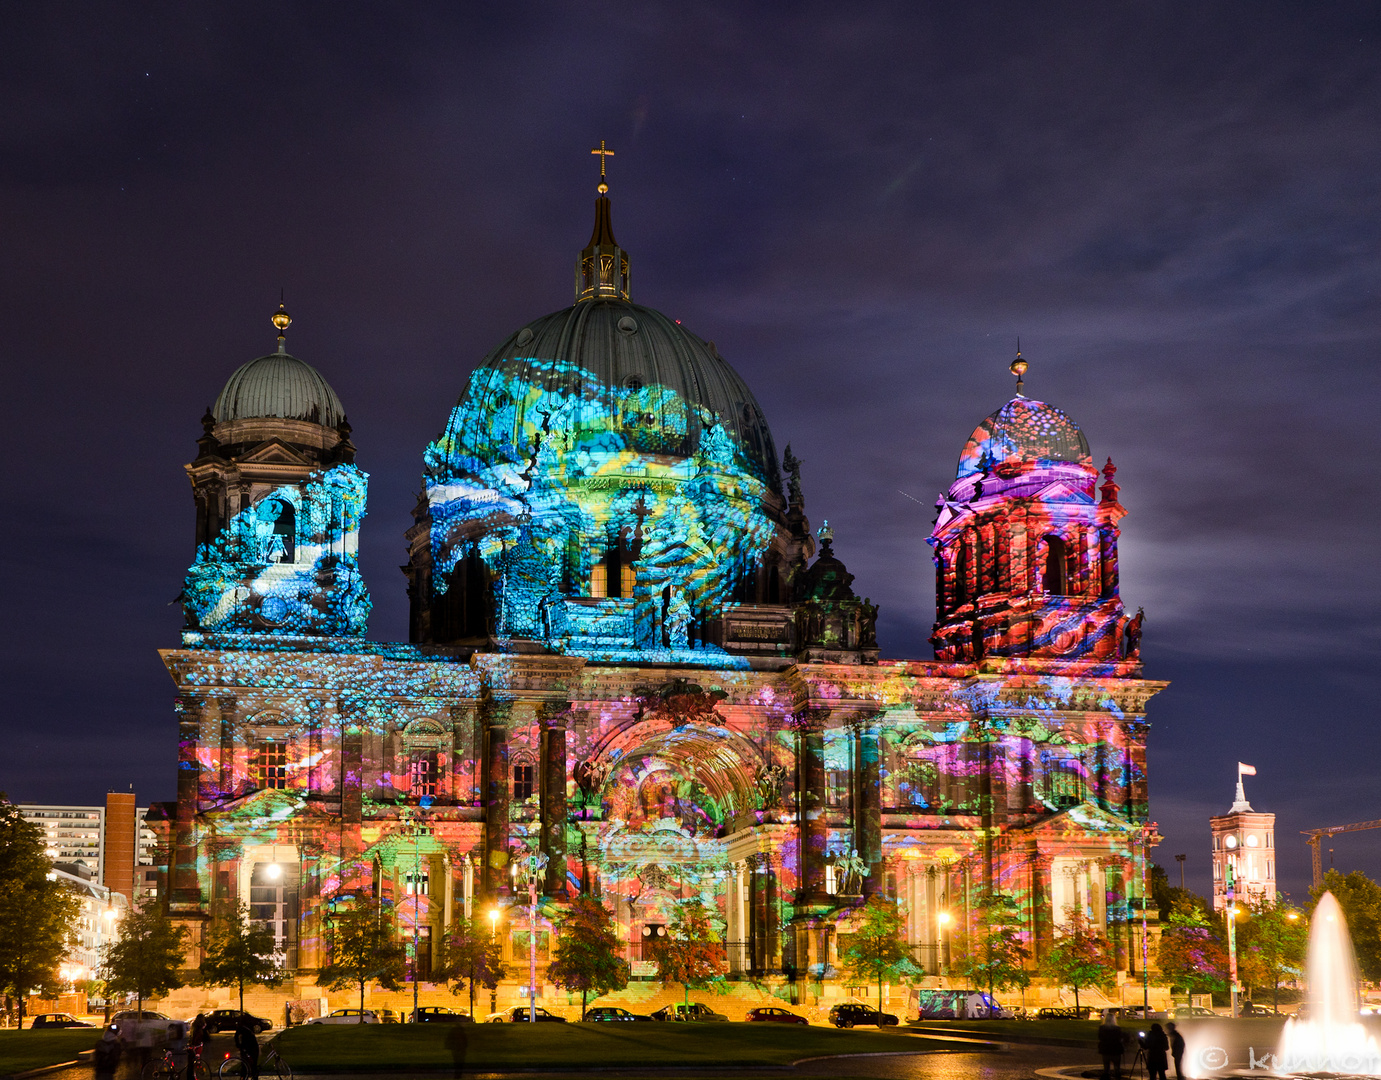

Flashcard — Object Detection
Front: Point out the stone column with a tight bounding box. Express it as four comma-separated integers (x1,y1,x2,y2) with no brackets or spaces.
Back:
338,696,366,891
216,695,236,798
1030,850,1054,964
797,710,829,902
172,694,205,906
855,719,883,897
483,702,511,897
539,702,569,897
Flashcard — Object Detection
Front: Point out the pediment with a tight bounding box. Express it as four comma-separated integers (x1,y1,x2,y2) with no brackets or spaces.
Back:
1029,801,1138,837
234,439,316,468
200,786,312,825
1031,480,1095,505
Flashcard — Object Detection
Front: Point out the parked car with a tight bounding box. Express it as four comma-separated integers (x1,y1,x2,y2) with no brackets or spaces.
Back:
1122,1005,1164,1020
30,1013,94,1029
828,1003,899,1028
485,1006,568,1023
745,1007,808,1025
1170,1006,1216,1019
650,1003,729,1022
410,1006,471,1023
584,1007,651,1022
1038,1006,1093,1019
909,988,1009,1020
204,1009,273,1034
111,1010,177,1044
308,1009,380,1024
375,1009,403,1024
1239,1003,1274,1017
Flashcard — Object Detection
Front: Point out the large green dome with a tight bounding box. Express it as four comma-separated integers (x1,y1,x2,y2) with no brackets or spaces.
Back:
213,351,345,428
445,298,781,493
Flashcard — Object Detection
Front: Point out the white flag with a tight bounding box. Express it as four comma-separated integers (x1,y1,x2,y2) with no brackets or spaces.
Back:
1238,762,1257,776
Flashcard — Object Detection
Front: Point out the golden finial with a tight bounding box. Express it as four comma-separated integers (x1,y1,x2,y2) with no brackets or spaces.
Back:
272,295,291,353
591,140,615,194
1009,338,1027,395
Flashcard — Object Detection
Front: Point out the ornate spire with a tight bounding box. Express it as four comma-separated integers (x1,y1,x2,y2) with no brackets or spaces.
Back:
272,296,291,354
575,141,631,302
1009,340,1027,395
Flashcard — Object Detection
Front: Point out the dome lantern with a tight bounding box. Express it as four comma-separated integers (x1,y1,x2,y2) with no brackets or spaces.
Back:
575,140,630,302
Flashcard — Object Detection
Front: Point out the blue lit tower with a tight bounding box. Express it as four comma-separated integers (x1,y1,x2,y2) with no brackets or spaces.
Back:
181,304,370,637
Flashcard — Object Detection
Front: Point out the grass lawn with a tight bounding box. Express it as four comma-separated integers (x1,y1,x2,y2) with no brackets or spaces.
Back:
0,1029,102,1076
274,1023,950,1072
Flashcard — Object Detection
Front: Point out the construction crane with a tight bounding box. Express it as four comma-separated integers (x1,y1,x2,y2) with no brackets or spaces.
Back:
1302,818,1381,888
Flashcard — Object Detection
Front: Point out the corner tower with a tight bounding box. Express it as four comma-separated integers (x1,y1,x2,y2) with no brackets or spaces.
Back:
181,305,370,636
928,351,1140,663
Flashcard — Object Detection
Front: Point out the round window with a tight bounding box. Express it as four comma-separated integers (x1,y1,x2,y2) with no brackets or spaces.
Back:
617,316,638,335
1246,835,1259,847
1224,835,1238,849
515,327,534,347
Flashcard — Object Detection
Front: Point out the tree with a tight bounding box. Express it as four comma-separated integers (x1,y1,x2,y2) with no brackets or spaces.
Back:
838,896,916,1015
103,906,189,1012
953,890,1031,1000
547,896,630,1020
440,916,507,1019
1311,870,1381,983
197,903,283,1013
646,899,727,1008
317,895,406,1019
0,799,81,1022
1156,897,1229,996
1236,894,1307,1011
1039,906,1115,1011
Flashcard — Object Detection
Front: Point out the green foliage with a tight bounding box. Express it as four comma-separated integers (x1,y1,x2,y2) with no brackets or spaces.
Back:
440,916,507,1018
197,903,283,1012
102,906,189,1010
317,895,407,1015
1038,906,1115,1011
646,899,726,1007
1235,894,1307,1008
953,890,1031,996
1150,862,1212,924
839,896,915,1014
1311,870,1381,983
546,896,631,1019
0,799,81,1019
1156,896,1229,995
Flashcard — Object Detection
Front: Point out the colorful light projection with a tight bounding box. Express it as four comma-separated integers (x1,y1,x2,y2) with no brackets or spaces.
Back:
182,464,370,636
423,356,776,662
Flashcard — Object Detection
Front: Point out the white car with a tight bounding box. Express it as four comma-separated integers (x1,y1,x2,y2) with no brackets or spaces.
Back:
308,1008,380,1024
111,1010,180,1045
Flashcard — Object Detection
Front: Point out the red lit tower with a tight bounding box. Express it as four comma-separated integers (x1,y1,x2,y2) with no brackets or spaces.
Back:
929,351,1141,663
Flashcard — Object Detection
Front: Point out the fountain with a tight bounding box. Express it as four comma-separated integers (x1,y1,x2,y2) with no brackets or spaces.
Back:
1276,892,1381,1075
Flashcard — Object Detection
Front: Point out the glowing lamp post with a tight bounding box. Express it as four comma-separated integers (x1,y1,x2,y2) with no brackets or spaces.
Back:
488,907,501,1014
410,796,434,1021
937,910,952,977
511,851,549,1023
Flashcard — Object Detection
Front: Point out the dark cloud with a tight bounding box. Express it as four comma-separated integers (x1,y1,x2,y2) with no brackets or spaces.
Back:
1,1,1376,902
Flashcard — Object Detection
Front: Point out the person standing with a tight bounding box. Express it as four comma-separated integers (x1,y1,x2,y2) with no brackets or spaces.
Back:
1167,1021,1186,1079
93,1024,122,1080
1098,1010,1124,1080
188,1014,208,1080
234,1015,260,1080
1145,1022,1170,1080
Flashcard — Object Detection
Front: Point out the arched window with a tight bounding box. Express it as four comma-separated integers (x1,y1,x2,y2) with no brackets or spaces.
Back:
409,751,438,799
953,542,969,608
1042,535,1069,595
264,499,296,564
512,760,535,801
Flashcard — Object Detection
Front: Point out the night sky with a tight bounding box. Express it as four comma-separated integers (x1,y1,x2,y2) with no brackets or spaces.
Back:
3,4,1377,904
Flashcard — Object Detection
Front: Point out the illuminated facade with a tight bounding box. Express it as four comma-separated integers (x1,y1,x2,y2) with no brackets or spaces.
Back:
155,166,1165,999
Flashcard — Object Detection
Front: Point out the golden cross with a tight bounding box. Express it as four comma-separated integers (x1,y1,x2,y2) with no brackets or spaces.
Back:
591,140,615,179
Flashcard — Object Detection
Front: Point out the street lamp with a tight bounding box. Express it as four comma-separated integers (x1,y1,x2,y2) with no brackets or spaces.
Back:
510,850,550,1023
937,910,952,977
410,796,434,1022
488,907,501,1014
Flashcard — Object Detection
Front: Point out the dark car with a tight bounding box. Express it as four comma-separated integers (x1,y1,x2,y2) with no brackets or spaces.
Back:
650,1003,729,1022
30,1013,94,1029
1039,1006,1094,1020
584,1007,651,1022
828,1003,899,1028
486,1006,568,1023
204,1009,273,1034
411,1006,473,1024
746,1007,808,1025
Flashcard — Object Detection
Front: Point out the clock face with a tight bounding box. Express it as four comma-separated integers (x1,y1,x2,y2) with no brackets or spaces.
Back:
1246,835,1259,847
1225,835,1238,849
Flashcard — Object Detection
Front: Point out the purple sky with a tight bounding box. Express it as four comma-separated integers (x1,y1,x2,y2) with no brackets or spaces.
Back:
3,3,1378,903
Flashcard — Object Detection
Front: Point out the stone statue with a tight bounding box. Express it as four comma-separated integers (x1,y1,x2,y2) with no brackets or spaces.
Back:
1124,606,1145,659
665,590,691,649
783,444,803,505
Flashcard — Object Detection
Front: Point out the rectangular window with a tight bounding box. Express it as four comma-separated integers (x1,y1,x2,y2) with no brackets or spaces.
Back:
254,742,288,789
826,769,848,807
410,752,438,799
513,762,535,801
590,563,608,598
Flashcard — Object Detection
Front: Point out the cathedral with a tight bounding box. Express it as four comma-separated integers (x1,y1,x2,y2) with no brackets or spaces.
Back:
152,156,1165,1005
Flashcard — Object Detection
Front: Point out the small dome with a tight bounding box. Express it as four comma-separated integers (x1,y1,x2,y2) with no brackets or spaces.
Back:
956,396,1091,479
213,352,345,428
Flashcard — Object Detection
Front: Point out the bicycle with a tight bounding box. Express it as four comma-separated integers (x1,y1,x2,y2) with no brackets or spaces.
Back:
218,1044,292,1080
143,1049,209,1080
